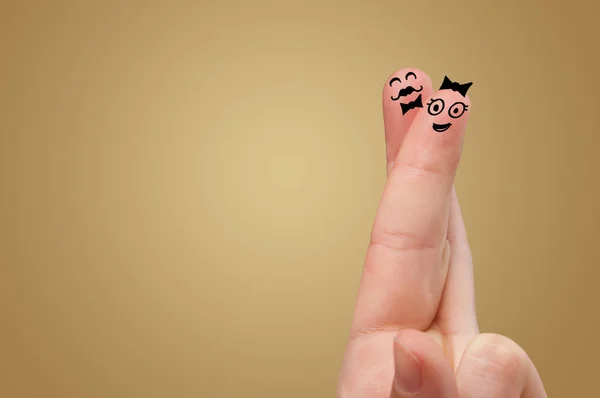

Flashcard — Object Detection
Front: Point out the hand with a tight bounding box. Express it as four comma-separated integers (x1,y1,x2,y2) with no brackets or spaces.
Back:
337,69,547,397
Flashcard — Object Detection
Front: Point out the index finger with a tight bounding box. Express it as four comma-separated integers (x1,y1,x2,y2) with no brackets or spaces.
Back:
351,77,473,337
383,68,433,173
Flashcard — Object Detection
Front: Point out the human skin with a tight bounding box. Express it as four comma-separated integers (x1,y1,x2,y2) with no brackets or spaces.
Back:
337,69,547,397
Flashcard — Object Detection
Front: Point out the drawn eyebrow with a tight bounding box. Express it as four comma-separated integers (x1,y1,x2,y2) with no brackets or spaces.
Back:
389,77,401,86
405,72,417,80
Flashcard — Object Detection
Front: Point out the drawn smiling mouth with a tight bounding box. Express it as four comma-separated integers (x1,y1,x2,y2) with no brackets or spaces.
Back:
432,123,452,132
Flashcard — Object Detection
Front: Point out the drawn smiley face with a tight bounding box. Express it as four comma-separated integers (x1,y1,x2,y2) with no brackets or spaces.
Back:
426,76,473,132
388,70,427,115
427,98,469,132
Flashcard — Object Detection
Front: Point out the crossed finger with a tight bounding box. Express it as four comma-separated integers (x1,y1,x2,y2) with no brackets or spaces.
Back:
351,70,474,340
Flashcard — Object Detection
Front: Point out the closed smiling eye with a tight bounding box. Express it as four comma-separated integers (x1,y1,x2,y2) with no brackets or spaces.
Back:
389,77,402,86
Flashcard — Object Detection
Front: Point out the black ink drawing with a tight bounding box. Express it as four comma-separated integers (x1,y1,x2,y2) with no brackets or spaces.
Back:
426,76,472,132
400,95,423,115
448,101,468,118
439,76,472,97
427,98,445,116
389,72,424,115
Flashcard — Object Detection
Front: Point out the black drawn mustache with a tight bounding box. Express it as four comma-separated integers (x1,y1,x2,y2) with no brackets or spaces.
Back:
391,85,423,101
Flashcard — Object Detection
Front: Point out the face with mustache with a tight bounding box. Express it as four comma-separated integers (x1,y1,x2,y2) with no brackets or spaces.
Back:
382,68,433,167
387,70,427,115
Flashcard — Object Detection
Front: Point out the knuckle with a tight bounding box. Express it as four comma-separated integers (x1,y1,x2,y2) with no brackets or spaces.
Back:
465,333,528,381
369,228,440,253
393,158,446,180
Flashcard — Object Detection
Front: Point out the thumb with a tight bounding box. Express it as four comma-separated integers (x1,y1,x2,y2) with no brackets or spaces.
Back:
390,330,458,398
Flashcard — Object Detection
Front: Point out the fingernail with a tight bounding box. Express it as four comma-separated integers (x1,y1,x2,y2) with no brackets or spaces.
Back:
393,338,422,395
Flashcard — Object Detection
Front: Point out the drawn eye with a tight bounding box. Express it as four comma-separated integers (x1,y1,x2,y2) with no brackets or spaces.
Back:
427,98,445,116
389,77,402,86
448,102,468,118
405,72,417,80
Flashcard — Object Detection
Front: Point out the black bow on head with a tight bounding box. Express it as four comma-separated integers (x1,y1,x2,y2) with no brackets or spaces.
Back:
439,76,473,97
400,94,423,115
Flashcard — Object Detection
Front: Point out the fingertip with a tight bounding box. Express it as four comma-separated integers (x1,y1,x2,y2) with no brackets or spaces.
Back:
384,68,432,90
421,88,471,136
383,68,433,107
424,76,474,135
383,68,434,165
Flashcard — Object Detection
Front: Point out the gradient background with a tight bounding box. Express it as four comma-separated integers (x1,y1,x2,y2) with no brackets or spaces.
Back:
1,1,598,397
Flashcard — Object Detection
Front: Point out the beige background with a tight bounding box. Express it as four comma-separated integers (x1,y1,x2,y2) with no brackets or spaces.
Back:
1,1,598,397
